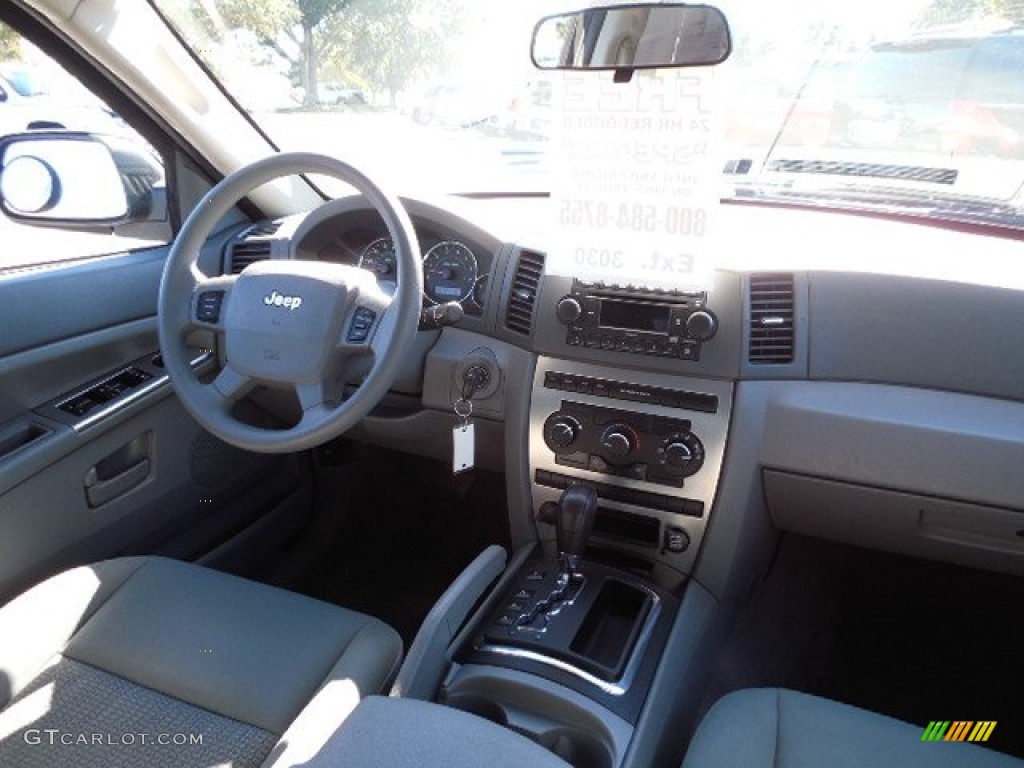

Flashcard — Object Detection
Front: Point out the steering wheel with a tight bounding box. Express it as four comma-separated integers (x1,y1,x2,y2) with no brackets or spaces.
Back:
157,153,423,454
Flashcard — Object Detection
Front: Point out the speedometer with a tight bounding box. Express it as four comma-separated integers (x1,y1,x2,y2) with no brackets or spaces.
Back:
358,237,397,295
422,240,478,304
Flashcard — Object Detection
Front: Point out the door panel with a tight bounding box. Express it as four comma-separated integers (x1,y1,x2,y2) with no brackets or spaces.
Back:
0,247,302,601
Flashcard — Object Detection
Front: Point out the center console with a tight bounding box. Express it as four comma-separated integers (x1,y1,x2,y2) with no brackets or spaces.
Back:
419,274,740,767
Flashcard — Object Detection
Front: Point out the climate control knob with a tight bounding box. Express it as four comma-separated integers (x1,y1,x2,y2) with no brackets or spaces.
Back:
543,414,582,451
664,441,694,468
556,296,583,325
600,424,636,462
657,433,705,477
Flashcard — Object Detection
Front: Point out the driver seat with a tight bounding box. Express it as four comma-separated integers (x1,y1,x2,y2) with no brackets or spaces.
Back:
0,556,402,767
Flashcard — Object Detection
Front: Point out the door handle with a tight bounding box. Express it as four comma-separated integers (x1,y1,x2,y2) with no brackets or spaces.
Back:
84,458,151,508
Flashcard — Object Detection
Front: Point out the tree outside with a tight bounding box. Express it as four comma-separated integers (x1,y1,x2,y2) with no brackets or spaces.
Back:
1,22,22,60
176,0,464,109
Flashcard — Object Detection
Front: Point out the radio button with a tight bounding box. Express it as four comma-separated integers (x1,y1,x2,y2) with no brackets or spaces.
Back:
663,527,690,554
624,463,648,481
679,341,699,360
556,297,583,324
686,310,718,341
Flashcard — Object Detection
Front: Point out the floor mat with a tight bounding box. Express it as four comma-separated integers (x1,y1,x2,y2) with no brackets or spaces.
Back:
700,534,1024,758
285,447,512,648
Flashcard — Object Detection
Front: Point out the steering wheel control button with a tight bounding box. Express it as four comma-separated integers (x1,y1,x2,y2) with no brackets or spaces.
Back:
196,291,224,323
347,307,378,342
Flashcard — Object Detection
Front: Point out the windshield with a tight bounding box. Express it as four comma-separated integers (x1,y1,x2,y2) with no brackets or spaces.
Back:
153,0,1024,228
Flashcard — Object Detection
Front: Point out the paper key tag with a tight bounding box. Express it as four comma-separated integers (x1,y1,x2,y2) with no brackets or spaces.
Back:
453,423,475,474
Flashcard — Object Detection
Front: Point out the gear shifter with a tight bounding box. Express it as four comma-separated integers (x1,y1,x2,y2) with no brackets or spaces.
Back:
556,484,597,577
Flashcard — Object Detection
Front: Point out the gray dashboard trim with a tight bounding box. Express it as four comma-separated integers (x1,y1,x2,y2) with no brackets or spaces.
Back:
808,272,1024,403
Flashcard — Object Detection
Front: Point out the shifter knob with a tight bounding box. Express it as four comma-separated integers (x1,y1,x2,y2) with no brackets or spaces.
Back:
556,484,597,560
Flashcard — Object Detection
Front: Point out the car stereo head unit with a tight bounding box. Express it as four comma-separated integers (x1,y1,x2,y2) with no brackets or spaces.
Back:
555,280,717,361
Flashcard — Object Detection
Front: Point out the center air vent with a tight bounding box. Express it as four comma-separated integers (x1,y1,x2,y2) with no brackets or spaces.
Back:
749,273,795,364
505,250,545,335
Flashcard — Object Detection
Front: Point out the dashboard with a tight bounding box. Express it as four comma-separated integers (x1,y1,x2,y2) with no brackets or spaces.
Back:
213,194,1024,593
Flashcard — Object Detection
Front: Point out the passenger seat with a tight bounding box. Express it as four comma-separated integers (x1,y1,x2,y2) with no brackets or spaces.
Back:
683,688,1021,768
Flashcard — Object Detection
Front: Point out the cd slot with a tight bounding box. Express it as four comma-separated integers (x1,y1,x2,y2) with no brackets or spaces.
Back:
534,469,704,517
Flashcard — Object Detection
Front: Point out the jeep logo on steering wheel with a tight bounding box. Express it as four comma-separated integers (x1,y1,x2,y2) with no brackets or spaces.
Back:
263,290,303,310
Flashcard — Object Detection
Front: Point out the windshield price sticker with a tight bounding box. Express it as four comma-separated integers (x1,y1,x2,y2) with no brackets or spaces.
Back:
549,70,719,291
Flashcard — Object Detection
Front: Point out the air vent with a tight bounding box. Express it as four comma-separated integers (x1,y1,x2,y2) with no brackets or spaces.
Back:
229,240,272,274
749,273,795,364
505,250,545,335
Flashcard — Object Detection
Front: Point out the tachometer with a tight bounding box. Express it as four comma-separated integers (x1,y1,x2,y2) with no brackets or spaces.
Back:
423,240,478,304
358,237,397,294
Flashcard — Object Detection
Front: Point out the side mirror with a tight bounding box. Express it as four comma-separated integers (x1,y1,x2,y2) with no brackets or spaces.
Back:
0,131,163,228
532,3,731,73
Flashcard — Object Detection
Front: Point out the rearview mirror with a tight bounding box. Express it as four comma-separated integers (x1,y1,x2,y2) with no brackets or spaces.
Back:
532,3,731,72
0,132,162,227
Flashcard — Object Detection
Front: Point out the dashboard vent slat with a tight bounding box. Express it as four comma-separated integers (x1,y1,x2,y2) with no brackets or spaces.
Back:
226,220,281,274
749,273,795,364
505,250,545,335
229,241,272,274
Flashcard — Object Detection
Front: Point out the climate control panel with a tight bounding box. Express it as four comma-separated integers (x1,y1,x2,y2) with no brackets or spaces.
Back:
542,402,705,487
529,357,733,578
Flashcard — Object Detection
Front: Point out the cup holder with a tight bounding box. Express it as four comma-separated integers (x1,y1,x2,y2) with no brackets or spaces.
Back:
445,694,509,728
445,694,613,768
538,727,613,768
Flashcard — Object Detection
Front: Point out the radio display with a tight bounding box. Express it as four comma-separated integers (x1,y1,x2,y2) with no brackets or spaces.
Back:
599,300,670,333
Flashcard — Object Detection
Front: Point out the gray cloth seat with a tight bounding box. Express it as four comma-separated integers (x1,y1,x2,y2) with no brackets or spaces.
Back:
683,687,1022,768
0,556,403,768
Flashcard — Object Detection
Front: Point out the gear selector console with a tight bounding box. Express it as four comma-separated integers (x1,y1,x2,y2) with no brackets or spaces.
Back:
466,487,674,708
